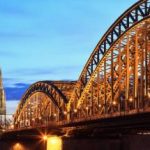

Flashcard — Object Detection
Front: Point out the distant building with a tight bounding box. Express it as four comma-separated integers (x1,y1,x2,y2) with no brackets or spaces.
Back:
0,69,6,116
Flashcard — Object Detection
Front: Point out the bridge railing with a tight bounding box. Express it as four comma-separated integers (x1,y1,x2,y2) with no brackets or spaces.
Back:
10,106,150,131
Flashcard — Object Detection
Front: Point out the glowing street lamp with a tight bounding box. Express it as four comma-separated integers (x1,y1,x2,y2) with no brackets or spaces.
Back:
129,97,133,102
10,124,14,129
112,101,117,106
98,104,101,108
63,111,67,115
74,109,77,113
43,135,48,141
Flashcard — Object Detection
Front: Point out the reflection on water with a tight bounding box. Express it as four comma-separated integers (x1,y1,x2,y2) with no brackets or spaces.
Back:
10,135,62,150
47,136,62,150
12,143,25,150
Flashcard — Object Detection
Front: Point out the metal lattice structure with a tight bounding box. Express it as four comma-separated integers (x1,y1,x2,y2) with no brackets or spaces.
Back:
14,0,150,129
14,81,76,128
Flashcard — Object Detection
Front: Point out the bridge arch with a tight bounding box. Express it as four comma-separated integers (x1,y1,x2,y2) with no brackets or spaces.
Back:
70,19,150,119
68,0,150,112
14,81,75,128
13,0,150,128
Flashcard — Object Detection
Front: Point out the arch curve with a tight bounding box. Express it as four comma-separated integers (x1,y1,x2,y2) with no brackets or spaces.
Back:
15,81,76,122
68,0,150,109
21,81,68,109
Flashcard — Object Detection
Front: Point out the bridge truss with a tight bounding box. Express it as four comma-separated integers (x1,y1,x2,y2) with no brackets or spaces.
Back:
14,0,150,129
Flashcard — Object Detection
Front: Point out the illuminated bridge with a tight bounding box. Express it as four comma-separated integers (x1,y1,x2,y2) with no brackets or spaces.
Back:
6,0,150,137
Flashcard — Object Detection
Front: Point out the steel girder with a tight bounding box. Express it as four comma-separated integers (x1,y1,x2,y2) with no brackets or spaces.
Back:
14,81,76,127
67,0,150,111
13,0,150,128
70,19,150,121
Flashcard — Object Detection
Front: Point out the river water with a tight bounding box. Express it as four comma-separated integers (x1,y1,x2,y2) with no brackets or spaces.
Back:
1,135,150,150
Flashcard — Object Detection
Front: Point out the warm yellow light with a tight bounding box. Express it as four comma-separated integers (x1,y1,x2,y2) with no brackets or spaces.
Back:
15,143,20,147
129,97,133,102
86,107,88,110
43,135,48,141
138,72,141,76
12,143,25,150
98,104,101,107
2,129,5,132
148,92,150,98
64,111,67,115
112,101,117,105
47,136,62,150
10,124,14,129
74,109,77,113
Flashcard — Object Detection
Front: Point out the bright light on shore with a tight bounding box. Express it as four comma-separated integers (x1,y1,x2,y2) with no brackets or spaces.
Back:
47,136,62,150
129,97,133,102
43,135,48,141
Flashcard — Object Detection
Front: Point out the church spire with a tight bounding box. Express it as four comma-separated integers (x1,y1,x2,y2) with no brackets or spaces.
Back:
0,68,6,116
0,68,2,88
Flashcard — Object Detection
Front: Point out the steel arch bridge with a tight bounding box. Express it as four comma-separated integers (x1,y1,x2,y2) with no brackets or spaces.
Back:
14,0,150,129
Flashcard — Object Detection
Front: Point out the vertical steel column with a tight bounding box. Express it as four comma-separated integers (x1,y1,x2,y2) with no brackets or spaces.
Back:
145,22,148,98
50,101,52,119
141,31,144,109
22,111,25,127
111,50,114,113
97,69,100,112
29,101,31,127
104,59,107,114
58,95,61,121
85,93,88,117
126,34,130,112
118,41,123,113
134,30,139,111
91,82,94,115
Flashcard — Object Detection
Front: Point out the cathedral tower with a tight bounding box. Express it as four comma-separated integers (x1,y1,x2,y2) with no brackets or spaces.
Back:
0,69,6,116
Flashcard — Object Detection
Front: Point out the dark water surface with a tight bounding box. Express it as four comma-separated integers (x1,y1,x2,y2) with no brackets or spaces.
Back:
0,135,150,150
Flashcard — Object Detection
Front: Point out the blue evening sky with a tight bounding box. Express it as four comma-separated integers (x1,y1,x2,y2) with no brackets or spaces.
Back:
0,0,137,103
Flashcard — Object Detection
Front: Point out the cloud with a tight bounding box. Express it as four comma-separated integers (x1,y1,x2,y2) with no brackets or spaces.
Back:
3,65,80,101
4,83,30,100
14,83,30,87
3,65,81,89
3,77,25,88
9,65,81,77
